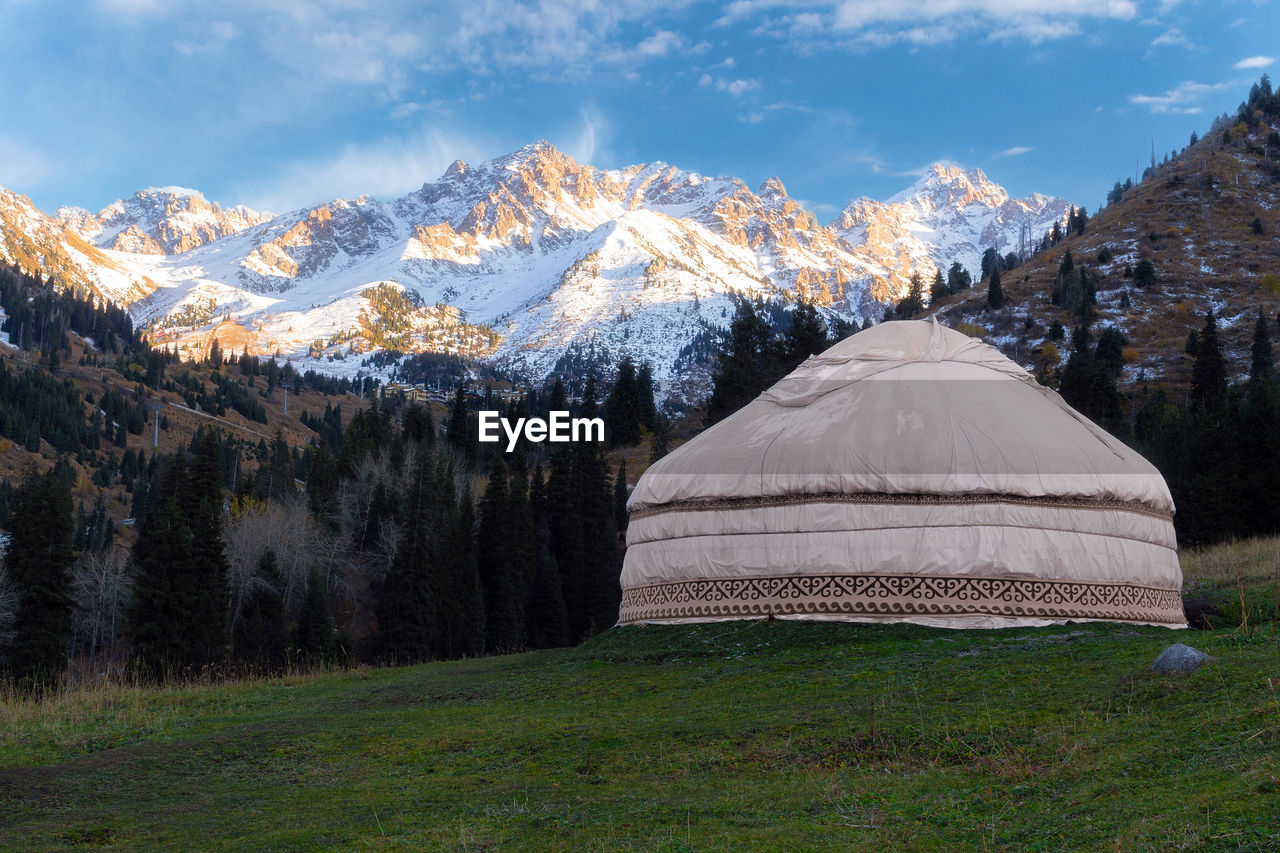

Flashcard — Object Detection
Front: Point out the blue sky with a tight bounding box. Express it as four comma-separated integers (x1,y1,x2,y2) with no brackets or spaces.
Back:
0,0,1274,219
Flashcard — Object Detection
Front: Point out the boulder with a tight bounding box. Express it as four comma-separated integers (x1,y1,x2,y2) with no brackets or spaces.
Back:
1152,643,1214,674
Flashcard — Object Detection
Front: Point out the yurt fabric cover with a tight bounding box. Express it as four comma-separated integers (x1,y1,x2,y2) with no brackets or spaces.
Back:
620,319,1185,628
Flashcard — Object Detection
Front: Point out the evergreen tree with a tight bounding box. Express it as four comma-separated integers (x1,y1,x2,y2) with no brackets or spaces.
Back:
525,465,566,649
453,490,486,657
635,363,658,432
605,357,642,447
1249,311,1276,391
930,269,948,303
377,450,440,663
1057,325,1122,434
306,441,340,521
1076,267,1097,328
232,548,287,672
1190,310,1227,413
186,428,230,667
706,299,776,425
3,471,75,688
507,454,535,639
128,457,196,679
894,273,925,319
447,380,474,460
476,457,523,652
1133,258,1157,289
402,402,434,446
295,567,335,663
947,262,972,294
785,299,828,370
981,247,1002,279
986,267,1004,309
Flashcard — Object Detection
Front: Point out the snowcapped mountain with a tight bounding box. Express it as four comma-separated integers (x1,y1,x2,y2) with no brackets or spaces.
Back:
56,188,271,255
0,145,1071,395
832,164,1073,299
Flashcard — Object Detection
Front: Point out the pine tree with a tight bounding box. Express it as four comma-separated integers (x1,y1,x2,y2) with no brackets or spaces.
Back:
784,300,828,369
295,567,335,664
946,262,972,294
930,269,948,303
630,363,657,431
895,274,925,319
447,380,474,460
186,428,230,668
525,465,566,649
1133,258,1157,289
605,358,642,447
476,457,522,652
572,413,620,641
306,441,340,521
232,548,287,673
402,403,434,446
1243,312,1280,532
128,457,196,679
507,453,535,642
453,490,486,657
986,267,1004,309
706,299,776,425
1190,310,1227,413
3,471,75,688
377,450,439,663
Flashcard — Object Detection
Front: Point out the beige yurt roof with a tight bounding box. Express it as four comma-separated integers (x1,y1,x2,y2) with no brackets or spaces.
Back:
621,319,1185,629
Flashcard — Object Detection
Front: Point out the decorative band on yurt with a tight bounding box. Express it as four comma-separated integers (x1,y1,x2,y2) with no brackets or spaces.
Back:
618,573,1186,625
628,492,1175,522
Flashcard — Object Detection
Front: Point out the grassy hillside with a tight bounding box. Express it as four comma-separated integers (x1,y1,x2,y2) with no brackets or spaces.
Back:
3,538,1278,851
933,108,1280,387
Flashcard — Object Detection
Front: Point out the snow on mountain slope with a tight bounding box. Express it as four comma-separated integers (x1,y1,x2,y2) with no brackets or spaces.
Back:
57,188,271,255
832,164,1073,300
0,145,1072,395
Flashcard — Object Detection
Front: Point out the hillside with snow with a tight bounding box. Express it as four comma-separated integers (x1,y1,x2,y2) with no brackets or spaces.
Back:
0,144,1072,395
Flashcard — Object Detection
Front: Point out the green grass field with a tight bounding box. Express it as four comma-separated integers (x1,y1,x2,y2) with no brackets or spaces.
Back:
3,540,1280,851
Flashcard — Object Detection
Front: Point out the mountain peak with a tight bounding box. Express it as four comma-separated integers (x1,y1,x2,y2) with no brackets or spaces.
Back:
757,177,788,199
888,162,1007,208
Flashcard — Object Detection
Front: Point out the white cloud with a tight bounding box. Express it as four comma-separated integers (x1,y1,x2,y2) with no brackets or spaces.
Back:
237,128,493,212
565,104,613,165
1149,27,1191,48
994,145,1033,158
1128,80,1230,114
635,29,682,57
702,75,762,96
1235,55,1275,70
723,0,1137,47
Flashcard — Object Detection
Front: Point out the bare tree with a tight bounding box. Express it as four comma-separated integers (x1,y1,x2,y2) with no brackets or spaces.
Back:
70,547,133,665
226,497,332,626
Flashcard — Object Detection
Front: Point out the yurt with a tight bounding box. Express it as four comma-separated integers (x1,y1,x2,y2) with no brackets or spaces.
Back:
620,319,1185,629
